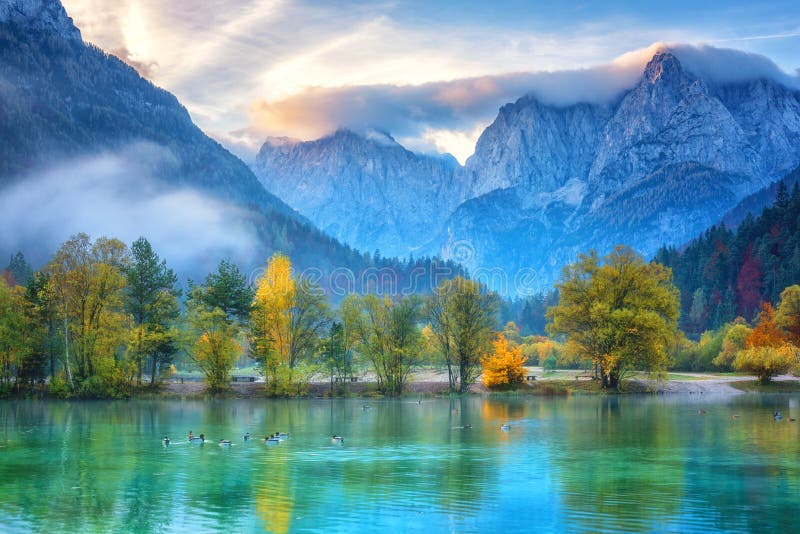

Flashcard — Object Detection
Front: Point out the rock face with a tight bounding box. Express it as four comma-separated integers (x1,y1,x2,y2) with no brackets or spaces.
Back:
0,0,294,217
0,0,407,281
254,50,800,292
0,0,80,40
428,50,800,294
253,129,466,257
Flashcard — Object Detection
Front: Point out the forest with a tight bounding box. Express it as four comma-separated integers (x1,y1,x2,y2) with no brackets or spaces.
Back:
2,183,800,396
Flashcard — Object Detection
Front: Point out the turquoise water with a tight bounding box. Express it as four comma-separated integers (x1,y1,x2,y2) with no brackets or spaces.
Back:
0,395,798,533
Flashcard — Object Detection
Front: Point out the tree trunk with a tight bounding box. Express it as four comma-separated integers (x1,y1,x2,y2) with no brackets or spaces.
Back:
63,316,73,387
150,355,158,387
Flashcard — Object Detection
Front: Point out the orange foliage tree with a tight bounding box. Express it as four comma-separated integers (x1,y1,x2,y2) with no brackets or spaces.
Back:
745,303,784,349
734,302,795,383
481,334,526,388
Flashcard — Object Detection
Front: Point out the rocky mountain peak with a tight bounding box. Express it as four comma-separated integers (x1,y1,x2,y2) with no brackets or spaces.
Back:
642,50,685,84
0,0,81,40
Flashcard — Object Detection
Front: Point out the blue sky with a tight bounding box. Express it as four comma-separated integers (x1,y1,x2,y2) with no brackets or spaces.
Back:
61,0,800,162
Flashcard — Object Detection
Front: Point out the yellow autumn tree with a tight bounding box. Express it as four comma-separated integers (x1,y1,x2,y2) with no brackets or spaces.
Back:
191,310,242,392
251,253,294,373
249,254,329,394
481,334,526,388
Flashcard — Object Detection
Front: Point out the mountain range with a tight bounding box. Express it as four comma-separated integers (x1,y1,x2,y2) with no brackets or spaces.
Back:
0,0,461,291
3,0,799,297
253,49,800,295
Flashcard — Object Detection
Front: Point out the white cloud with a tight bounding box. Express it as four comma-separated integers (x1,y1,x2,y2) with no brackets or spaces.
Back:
59,1,800,161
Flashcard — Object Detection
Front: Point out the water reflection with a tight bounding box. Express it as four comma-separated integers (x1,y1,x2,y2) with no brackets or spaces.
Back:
0,396,798,532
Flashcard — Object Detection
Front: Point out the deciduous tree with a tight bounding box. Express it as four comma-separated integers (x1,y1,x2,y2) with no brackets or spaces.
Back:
547,246,680,389
481,334,526,388
426,277,499,393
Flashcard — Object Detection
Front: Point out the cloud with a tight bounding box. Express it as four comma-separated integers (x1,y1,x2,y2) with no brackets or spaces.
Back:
670,43,800,88
110,46,158,79
0,144,262,277
60,1,800,161
246,42,800,161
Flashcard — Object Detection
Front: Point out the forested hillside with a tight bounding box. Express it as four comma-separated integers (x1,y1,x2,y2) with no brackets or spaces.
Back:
656,181,800,335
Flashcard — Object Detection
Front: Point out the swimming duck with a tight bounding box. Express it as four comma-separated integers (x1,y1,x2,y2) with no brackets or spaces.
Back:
500,424,510,431
774,411,783,421
243,432,250,441
331,435,344,444
219,439,232,447
463,424,472,429
162,436,170,445
190,433,205,443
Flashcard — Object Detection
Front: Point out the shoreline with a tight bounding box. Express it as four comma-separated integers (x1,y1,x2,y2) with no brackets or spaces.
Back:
4,373,799,400
131,374,800,399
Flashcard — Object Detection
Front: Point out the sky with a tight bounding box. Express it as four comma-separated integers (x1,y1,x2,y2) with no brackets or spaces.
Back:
61,0,800,164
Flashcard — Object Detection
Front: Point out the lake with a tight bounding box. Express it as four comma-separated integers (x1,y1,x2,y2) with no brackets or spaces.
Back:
0,394,798,533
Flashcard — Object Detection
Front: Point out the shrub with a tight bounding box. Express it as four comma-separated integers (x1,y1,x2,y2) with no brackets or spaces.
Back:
733,345,796,384
481,334,526,388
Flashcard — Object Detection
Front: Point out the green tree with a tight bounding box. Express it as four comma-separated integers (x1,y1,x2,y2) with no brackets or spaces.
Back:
0,281,34,387
323,321,350,388
194,260,253,322
122,237,180,385
5,252,33,287
426,277,499,393
776,285,800,346
46,234,130,389
186,303,241,392
712,320,751,369
349,294,422,396
547,247,680,389
186,261,251,391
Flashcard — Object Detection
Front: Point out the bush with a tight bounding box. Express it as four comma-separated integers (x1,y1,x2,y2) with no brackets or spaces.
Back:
48,375,73,398
481,335,526,388
264,364,312,397
733,345,796,383
542,354,557,372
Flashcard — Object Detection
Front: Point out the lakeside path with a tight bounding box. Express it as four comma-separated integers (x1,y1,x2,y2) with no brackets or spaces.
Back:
162,368,800,398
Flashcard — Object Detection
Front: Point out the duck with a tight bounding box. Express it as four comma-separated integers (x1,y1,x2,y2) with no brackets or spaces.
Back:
500,424,510,431
731,414,740,419
331,435,344,444
264,435,281,444
774,411,783,421
243,432,250,441
188,430,195,440
463,424,472,429
698,410,707,415
219,439,232,447
790,417,796,422
162,436,170,445
190,433,205,443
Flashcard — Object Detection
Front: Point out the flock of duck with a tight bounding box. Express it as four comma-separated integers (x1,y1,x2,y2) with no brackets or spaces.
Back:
161,430,343,447
160,421,515,447
159,411,793,447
